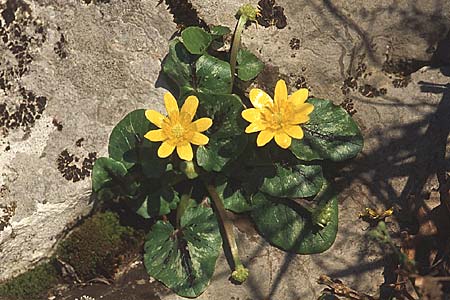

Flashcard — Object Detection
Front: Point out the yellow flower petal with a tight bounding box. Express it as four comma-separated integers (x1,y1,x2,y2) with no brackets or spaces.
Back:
296,103,314,116
249,89,272,109
193,118,212,132
291,115,310,125
284,125,304,139
158,141,175,158
257,129,275,147
274,79,288,105
245,122,266,133
181,95,199,121
164,92,179,117
274,132,292,149
144,129,166,142
241,108,261,122
289,88,308,106
191,132,209,145
145,110,165,128
177,143,193,161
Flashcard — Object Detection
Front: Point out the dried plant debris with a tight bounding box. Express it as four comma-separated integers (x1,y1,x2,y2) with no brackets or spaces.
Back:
57,149,97,182
256,0,287,29
158,0,207,29
0,199,16,232
318,275,376,300
339,98,357,116
0,0,48,136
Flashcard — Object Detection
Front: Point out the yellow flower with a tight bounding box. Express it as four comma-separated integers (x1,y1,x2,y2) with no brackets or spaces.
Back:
241,79,314,149
144,92,212,161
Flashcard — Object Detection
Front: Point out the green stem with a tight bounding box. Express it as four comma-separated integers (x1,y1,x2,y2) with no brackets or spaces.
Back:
176,191,192,228
229,14,248,93
205,182,249,283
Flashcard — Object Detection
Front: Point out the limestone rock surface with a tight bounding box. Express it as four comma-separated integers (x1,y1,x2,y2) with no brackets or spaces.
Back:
0,0,174,281
0,1,449,300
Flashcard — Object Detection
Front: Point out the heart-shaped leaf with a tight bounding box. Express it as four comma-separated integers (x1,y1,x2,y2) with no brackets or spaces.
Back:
251,180,338,254
215,176,252,213
130,187,180,219
163,39,196,95
209,25,231,38
108,109,152,169
144,201,222,297
290,98,363,161
196,54,232,94
181,26,212,55
195,93,246,171
260,163,324,198
92,157,128,193
236,49,264,81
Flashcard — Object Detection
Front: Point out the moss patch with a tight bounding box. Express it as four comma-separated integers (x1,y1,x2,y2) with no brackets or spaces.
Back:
56,211,142,281
0,261,59,300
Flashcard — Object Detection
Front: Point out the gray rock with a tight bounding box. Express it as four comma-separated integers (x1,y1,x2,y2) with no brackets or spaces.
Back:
0,0,174,281
1,1,449,300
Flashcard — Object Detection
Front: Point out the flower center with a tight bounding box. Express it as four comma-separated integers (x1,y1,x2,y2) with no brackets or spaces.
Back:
171,123,185,138
274,111,283,126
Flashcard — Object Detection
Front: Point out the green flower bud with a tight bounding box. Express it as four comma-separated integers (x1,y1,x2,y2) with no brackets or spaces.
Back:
180,160,199,179
231,265,249,283
238,4,260,22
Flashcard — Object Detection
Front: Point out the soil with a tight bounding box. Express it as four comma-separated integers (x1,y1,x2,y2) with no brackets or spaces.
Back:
52,261,167,300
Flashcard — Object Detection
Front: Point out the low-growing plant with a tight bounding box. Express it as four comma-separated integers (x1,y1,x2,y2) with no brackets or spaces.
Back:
92,4,363,297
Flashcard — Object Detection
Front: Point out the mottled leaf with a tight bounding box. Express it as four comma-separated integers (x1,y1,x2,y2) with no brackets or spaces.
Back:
251,181,338,254
236,49,264,81
196,54,232,94
209,25,231,38
108,109,152,169
163,38,196,94
144,202,222,297
290,98,363,161
260,163,324,198
215,176,252,213
131,187,180,219
92,157,128,193
195,93,246,171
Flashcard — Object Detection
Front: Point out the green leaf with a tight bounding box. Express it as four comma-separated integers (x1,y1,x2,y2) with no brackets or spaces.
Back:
196,54,232,94
236,49,264,81
260,163,324,198
195,93,246,171
215,176,252,213
144,202,222,297
131,187,180,219
163,39,196,94
251,181,338,254
209,25,231,38
162,39,232,96
290,98,363,161
92,157,128,193
108,109,152,169
181,27,212,55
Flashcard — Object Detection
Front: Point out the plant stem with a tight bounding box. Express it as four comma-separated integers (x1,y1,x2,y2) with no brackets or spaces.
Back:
205,182,249,283
229,14,248,93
